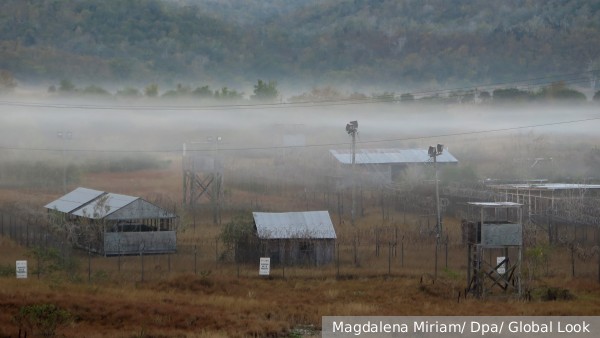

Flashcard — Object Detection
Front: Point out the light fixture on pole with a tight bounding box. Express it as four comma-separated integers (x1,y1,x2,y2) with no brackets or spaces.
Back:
429,143,443,280
346,121,358,226
428,144,444,237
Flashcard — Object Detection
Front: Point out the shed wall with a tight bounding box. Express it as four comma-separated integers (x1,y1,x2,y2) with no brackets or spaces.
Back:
104,231,176,255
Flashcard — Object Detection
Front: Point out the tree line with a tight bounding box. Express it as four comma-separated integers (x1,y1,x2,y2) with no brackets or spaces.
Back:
13,77,600,104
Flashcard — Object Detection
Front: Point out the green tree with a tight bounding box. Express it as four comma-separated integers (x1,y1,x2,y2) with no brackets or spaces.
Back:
400,93,414,102
251,79,279,101
82,85,110,96
116,87,141,97
59,79,76,92
372,92,395,102
220,214,257,262
479,91,491,102
214,86,243,100
193,85,213,98
0,70,17,93
536,82,586,101
288,86,345,102
162,83,192,98
144,83,159,97
594,90,600,102
492,88,533,102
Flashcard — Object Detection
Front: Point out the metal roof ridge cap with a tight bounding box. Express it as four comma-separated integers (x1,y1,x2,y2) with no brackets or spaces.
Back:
68,190,109,214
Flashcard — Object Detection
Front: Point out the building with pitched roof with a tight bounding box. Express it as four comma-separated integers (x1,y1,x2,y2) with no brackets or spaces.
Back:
251,210,336,266
329,148,458,185
45,187,177,255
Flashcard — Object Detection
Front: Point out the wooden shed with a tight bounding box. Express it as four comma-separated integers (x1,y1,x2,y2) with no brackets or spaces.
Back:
44,187,177,255
252,210,336,266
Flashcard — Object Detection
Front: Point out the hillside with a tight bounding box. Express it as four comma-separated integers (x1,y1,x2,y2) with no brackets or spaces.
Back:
0,0,599,90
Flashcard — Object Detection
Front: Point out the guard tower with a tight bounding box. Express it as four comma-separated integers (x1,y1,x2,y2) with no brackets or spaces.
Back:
182,142,223,225
464,202,523,298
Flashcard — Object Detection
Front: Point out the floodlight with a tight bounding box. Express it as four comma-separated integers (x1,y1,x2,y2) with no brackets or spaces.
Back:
346,120,358,134
428,146,436,157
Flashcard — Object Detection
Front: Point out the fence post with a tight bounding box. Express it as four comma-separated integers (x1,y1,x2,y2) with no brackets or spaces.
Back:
375,228,380,257
445,235,449,269
118,241,121,273
26,220,29,247
37,250,41,280
388,241,392,276
194,244,198,275
336,243,340,278
215,238,219,264
140,249,145,283
140,242,145,283
88,245,91,283
401,236,404,268
571,245,575,278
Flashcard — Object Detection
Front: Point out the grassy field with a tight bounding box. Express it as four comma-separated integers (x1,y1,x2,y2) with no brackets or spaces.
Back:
1,162,600,337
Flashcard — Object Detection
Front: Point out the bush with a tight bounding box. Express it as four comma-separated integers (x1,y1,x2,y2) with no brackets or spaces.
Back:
0,263,13,277
14,304,72,337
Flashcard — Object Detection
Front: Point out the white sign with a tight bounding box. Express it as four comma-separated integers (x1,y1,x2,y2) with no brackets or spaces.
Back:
496,256,506,274
259,257,270,276
16,260,27,279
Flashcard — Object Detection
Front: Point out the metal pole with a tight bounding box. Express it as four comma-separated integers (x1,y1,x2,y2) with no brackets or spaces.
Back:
434,154,440,280
435,155,441,237
351,129,356,226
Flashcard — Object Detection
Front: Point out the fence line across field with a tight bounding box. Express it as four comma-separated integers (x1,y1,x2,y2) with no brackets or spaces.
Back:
2,210,600,287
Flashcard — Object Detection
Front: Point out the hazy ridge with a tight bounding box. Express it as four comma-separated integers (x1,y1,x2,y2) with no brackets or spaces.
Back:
0,0,599,90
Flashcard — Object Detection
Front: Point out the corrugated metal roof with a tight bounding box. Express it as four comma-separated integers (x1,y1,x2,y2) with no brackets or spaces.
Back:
71,193,138,219
492,183,600,191
329,148,458,165
253,211,336,239
45,187,176,220
468,202,523,208
44,187,105,213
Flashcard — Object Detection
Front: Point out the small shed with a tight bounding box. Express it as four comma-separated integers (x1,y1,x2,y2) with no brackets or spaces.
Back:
45,187,177,255
252,211,336,266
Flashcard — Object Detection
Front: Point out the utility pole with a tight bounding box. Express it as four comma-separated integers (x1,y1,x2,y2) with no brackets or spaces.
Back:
208,136,223,225
346,121,358,226
57,131,72,193
428,144,444,280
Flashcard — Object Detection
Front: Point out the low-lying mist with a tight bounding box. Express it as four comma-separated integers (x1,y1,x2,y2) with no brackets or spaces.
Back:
1,95,599,191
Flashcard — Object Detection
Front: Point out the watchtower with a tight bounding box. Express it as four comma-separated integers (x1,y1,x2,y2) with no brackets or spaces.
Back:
182,143,223,225
463,202,523,298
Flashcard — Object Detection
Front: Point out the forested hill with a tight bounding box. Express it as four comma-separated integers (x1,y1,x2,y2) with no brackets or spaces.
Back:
1,0,599,90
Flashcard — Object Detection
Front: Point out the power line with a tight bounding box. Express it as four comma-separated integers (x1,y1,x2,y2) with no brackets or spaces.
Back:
1,115,599,154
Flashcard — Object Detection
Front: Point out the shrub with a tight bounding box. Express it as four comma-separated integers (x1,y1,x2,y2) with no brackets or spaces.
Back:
0,263,13,277
14,304,72,337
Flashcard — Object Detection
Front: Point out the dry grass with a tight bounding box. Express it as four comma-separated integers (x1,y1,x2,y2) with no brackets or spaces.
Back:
1,265,599,337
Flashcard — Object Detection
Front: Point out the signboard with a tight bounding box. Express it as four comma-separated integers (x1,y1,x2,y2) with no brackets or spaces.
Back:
259,257,270,276
496,256,506,274
16,260,27,279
